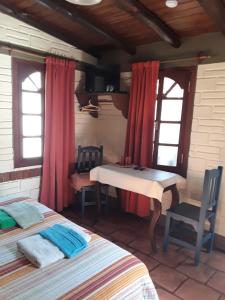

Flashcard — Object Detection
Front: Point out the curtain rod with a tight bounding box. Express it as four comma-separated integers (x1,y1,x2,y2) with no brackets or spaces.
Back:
0,41,212,68
160,54,211,64
130,53,211,65
0,41,93,70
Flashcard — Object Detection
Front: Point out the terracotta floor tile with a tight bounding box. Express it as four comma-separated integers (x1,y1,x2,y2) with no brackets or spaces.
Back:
129,238,151,255
157,288,181,300
206,252,225,273
207,271,225,294
93,220,118,234
176,279,220,300
176,258,216,283
135,252,159,271
178,248,209,262
80,217,96,227
150,265,187,292
96,232,114,241
110,228,137,244
179,248,225,271
150,247,187,268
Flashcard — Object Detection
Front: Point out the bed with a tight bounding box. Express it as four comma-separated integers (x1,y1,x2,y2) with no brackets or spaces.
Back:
0,197,158,300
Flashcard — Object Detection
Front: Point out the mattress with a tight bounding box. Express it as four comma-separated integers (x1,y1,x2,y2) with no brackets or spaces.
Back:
0,197,158,300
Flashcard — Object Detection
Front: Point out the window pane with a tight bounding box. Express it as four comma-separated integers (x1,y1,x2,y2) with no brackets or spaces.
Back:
30,72,42,89
161,100,183,121
157,146,178,166
167,83,184,98
23,137,42,158
163,77,175,94
156,79,159,95
159,123,180,144
22,116,42,136
22,72,41,91
154,100,157,120
22,92,42,114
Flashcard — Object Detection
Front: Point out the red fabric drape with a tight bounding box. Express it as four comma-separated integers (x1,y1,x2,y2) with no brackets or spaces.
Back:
40,57,75,212
122,61,160,217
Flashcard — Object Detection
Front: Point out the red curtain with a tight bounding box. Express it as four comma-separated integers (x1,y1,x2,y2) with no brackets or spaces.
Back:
40,57,75,212
122,61,160,217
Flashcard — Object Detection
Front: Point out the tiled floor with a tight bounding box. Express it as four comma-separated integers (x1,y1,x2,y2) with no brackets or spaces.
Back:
62,206,225,300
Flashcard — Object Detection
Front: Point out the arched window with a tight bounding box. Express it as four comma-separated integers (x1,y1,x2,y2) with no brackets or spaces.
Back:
13,58,45,168
153,68,196,176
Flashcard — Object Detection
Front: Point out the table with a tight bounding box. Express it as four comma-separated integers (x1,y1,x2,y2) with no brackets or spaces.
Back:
90,164,186,252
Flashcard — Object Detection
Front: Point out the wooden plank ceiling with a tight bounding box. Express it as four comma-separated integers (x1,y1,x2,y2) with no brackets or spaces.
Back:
0,0,224,56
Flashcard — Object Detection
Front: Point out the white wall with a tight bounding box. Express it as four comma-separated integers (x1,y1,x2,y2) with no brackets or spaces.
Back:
0,13,97,201
75,94,127,162
96,94,127,163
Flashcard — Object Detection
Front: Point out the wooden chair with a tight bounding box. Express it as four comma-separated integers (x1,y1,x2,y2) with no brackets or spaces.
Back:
163,166,223,265
70,145,109,217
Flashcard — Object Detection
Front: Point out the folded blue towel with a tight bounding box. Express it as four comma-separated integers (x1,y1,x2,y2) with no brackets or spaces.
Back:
39,224,87,258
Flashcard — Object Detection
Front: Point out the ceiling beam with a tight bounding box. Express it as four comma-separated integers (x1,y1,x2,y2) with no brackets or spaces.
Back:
0,2,99,57
34,0,136,55
115,0,181,48
197,0,225,35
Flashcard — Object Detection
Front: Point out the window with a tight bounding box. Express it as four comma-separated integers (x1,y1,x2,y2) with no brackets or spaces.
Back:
153,68,196,177
13,58,45,168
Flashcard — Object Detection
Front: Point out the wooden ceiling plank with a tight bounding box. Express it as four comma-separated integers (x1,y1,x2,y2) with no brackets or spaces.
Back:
197,0,225,35
115,0,181,48
0,2,99,57
34,0,136,55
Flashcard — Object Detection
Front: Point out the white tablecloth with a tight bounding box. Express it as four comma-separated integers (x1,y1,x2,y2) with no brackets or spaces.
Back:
90,164,186,202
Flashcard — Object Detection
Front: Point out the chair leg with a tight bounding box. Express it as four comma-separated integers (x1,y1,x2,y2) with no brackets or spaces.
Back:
163,215,171,252
207,233,215,253
81,189,85,218
207,214,216,253
194,227,204,266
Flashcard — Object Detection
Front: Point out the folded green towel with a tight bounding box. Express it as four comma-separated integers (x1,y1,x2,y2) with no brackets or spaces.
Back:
0,202,44,229
0,209,17,229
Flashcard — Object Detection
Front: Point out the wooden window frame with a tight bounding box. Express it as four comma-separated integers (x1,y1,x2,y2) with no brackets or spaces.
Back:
153,67,197,177
13,58,45,168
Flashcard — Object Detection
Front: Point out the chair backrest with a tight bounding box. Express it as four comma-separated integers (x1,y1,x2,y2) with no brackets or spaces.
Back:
77,145,103,173
202,166,223,210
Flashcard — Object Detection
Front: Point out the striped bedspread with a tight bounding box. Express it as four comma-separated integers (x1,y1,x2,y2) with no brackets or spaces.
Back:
0,198,158,300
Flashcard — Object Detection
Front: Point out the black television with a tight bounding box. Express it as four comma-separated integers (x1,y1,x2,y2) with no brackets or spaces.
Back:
85,65,120,93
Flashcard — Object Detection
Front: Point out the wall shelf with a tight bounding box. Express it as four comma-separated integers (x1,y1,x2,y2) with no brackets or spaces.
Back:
76,92,129,119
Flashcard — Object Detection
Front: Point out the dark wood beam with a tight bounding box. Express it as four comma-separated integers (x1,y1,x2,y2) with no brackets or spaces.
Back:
0,2,99,57
115,0,181,48
197,0,225,35
34,0,136,55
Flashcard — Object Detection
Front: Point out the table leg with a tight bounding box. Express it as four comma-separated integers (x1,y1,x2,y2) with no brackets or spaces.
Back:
149,184,179,252
94,182,101,223
170,184,179,207
115,187,121,201
149,198,162,253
